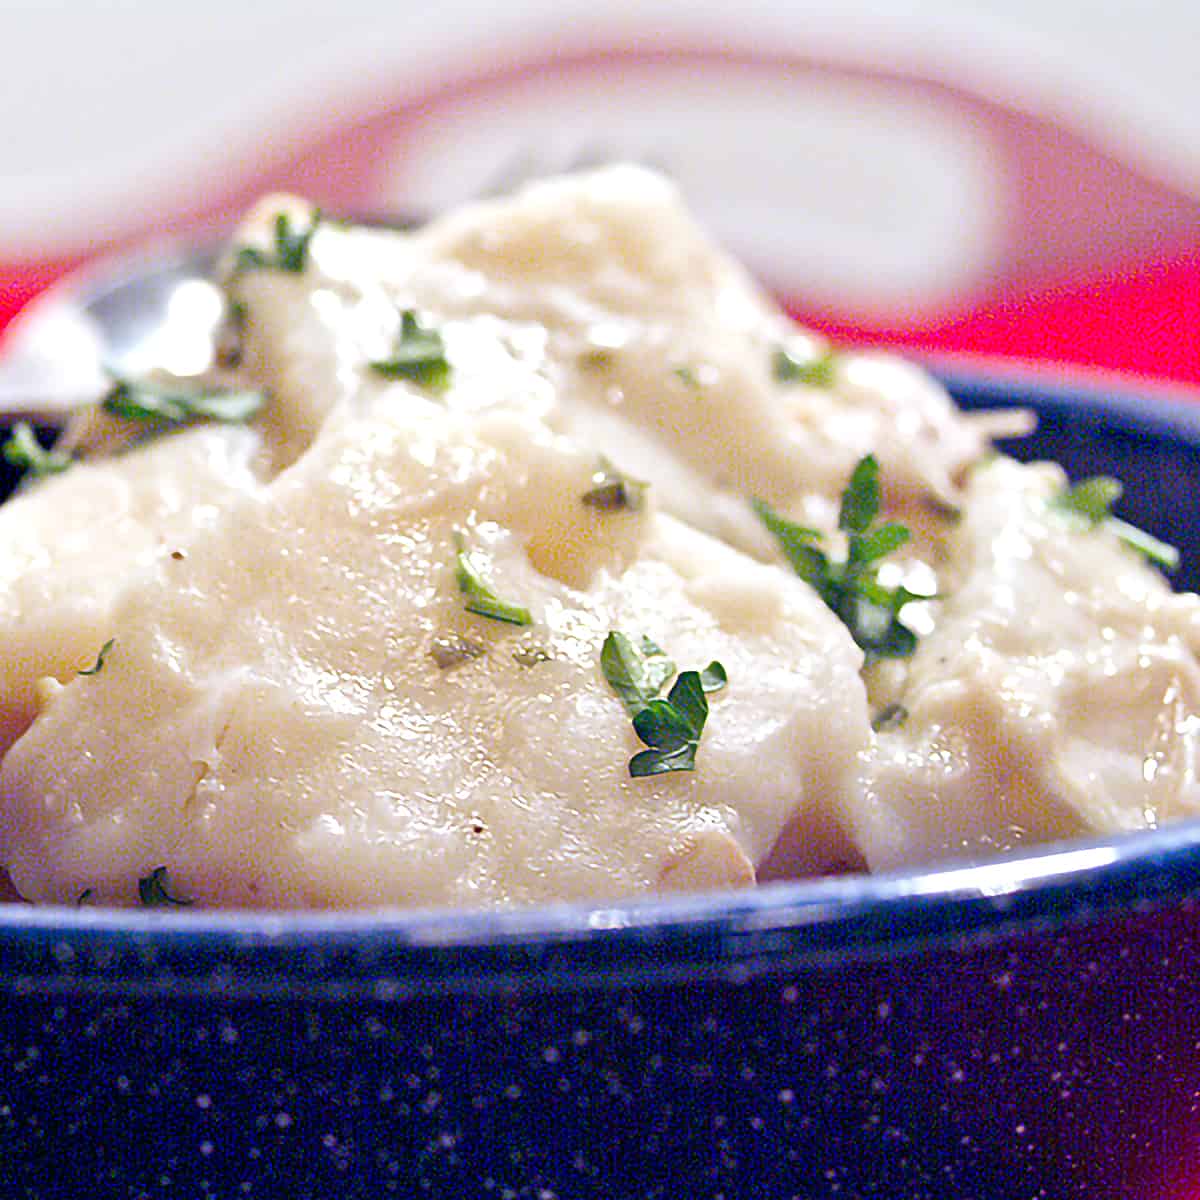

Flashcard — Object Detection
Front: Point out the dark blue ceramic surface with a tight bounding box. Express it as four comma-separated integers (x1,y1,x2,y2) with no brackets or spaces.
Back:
4,367,1200,1200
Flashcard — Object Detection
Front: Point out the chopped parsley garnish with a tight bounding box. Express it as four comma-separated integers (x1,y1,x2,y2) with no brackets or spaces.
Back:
601,632,677,717
1051,476,1179,572
582,456,647,513
2,422,72,480
138,866,192,907
102,376,266,426
369,310,451,392
753,455,929,664
773,344,836,388
76,889,94,907
600,631,727,777
78,638,115,676
234,209,322,274
228,298,249,330
871,702,909,732
673,365,700,388
215,298,249,368
453,533,532,626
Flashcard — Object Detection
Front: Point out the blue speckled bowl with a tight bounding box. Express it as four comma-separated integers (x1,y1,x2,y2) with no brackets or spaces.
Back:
4,365,1200,1200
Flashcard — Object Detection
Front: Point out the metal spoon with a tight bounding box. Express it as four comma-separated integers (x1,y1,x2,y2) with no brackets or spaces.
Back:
0,237,225,427
0,154,656,428
0,206,430,427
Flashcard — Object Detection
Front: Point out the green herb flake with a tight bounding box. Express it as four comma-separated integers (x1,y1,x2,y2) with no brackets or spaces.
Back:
1051,476,1179,572
102,377,266,426
2,422,72,480
630,670,718,777
601,632,727,777
1053,476,1121,525
234,208,322,274
137,866,192,908
369,310,452,392
753,455,930,665
215,297,249,368
227,297,249,329
76,888,94,907
78,638,115,677
673,365,700,388
600,632,676,718
453,533,533,626
773,344,836,388
582,456,647,514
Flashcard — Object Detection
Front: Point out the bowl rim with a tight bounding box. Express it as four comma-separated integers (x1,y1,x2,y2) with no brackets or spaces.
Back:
4,363,1200,999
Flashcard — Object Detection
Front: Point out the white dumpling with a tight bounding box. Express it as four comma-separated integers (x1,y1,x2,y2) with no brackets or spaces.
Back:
851,457,1200,870
0,425,262,758
0,398,871,909
228,166,1000,555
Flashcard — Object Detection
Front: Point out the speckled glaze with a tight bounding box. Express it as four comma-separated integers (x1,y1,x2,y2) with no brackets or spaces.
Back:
4,368,1200,1200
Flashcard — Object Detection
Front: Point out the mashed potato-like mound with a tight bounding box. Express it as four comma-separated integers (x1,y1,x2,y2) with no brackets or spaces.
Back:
1,166,1195,908
1,402,869,907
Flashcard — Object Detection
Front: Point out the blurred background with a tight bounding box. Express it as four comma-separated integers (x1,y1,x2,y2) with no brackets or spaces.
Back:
2,0,1199,382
